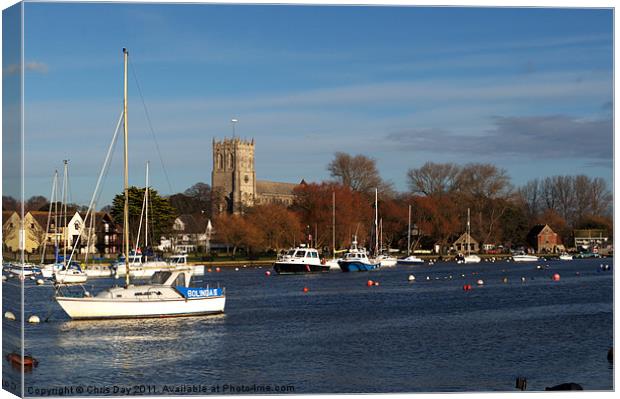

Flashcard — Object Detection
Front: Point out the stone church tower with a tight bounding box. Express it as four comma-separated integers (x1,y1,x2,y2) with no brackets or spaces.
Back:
211,137,256,214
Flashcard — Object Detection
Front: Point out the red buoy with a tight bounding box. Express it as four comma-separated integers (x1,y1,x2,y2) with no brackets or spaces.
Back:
367,280,374,287
303,287,309,293
552,273,560,281
463,284,473,291
265,271,271,277
215,267,221,272
6,353,38,368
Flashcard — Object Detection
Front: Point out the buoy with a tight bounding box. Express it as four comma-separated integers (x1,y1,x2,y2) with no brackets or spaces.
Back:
235,267,239,271
215,267,221,272
408,275,415,282
367,280,374,287
374,281,380,286
463,284,472,291
575,272,580,276
84,291,91,297
28,315,40,324
36,279,44,285
114,273,120,279
502,276,508,283
426,276,430,281
265,271,271,276
476,279,484,286
521,277,526,283
303,287,309,293
208,268,212,273
6,353,38,368
4,311,16,321
552,273,560,281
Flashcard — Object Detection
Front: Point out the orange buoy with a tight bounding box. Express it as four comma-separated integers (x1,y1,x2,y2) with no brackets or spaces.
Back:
6,353,38,368
303,287,309,293
208,268,213,273
552,273,561,281
367,280,374,287
463,284,472,291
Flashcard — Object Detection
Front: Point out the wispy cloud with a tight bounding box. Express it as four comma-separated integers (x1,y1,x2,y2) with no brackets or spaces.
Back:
386,115,612,161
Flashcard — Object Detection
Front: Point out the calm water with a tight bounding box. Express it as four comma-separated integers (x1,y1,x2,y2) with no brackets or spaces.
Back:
2,258,614,395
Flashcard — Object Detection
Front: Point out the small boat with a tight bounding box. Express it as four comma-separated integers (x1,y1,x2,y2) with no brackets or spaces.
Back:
114,254,203,278
54,262,88,284
559,253,573,261
456,253,481,264
84,264,114,278
40,262,64,278
5,263,41,276
376,254,398,267
273,245,330,274
512,252,539,262
397,255,425,265
55,267,225,319
338,237,381,272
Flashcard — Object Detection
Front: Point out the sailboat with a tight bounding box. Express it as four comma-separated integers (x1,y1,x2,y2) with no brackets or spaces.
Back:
55,48,225,319
375,219,397,267
462,208,481,264
325,191,342,270
397,204,424,265
39,169,64,278
52,160,89,284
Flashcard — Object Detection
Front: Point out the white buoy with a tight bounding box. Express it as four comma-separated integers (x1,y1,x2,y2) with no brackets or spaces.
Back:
4,311,16,321
29,276,36,280
36,279,44,285
235,267,239,271
84,291,91,297
521,277,526,283
426,276,430,281
27,315,40,324
477,279,484,286
408,275,415,281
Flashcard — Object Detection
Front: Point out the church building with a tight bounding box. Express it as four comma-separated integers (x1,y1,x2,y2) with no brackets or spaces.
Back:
211,137,300,214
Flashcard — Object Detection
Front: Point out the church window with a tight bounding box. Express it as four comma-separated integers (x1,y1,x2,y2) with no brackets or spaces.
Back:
228,153,234,168
218,153,223,169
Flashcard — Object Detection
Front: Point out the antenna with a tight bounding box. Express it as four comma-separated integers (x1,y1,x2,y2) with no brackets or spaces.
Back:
231,118,238,138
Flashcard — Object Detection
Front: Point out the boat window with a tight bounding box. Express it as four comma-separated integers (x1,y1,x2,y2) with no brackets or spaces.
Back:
286,250,295,256
150,271,172,284
174,273,186,287
295,251,305,258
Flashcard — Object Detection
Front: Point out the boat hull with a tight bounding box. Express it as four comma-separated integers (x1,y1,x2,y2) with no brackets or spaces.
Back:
55,295,226,320
273,262,330,274
512,255,539,262
338,261,381,272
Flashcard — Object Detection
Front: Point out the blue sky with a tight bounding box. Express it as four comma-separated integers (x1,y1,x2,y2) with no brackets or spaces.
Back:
11,2,614,205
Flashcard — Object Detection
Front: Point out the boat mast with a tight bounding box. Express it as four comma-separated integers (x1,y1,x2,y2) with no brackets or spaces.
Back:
467,208,471,256
145,160,149,260
62,160,68,265
407,204,411,256
374,188,379,257
332,191,336,259
53,170,60,263
123,48,131,287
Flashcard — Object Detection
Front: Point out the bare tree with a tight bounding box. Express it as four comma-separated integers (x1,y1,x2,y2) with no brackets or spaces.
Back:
406,162,461,196
328,152,388,195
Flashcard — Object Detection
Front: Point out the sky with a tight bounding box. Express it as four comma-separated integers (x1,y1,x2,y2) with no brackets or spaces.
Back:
4,1,614,206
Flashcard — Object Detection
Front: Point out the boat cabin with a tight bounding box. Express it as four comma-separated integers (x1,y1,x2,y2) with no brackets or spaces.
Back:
279,246,320,261
149,269,191,287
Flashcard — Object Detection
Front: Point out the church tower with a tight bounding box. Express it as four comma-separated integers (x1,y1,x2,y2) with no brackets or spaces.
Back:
211,137,256,214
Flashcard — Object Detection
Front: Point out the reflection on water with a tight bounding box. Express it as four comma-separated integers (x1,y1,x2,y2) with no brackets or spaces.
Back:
2,258,614,393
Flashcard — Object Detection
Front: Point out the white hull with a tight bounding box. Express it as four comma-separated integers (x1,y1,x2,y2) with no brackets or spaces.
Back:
55,295,225,319
85,268,114,278
115,264,205,278
512,255,539,262
464,255,481,264
326,259,340,270
54,271,88,284
397,256,425,265
378,258,398,267
559,254,573,261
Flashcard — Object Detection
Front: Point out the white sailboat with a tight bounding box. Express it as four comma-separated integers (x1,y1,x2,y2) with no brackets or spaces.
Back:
397,204,424,265
325,190,341,270
55,48,225,319
462,208,481,264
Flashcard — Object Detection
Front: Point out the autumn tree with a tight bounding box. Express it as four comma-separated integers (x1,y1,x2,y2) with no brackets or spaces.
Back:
246,203,301,252
214,213,263,256
407,162,460,196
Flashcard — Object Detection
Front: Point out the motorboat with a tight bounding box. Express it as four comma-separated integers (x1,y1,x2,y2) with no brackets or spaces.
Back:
55,267,225,319
397,255,425,265
512,252,539,262
4,263,41,277
559,252,573,261
53,262,88,284
338,237,381,272
273,245,330,274
376,254,398,267
456,253,481,264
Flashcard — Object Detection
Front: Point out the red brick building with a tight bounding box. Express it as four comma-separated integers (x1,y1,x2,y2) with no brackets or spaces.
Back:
526,224,561,253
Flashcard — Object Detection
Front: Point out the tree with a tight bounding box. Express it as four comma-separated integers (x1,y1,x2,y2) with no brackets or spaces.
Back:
111,186,177,249
407,162,461,196
327,152,391,195
25,195,49,212
184,182,211,202
246,204,301,252
214,213,263,256
2,196,19,211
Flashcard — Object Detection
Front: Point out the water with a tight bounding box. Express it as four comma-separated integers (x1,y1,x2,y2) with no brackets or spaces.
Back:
3,258,614,395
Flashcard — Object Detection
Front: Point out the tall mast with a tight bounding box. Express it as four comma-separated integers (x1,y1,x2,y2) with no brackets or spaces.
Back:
332,191,335,259
145,161,149,256
62,160,68,265
407,204,411,256
53,170,59,263
374,188,379,257
467,208,471,256
123,47,130,287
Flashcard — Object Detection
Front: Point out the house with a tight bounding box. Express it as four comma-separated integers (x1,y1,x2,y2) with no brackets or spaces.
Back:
526,224,561,253
93,212,120,256
2,211,48,254
453,232,479,254
160,213,212,253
